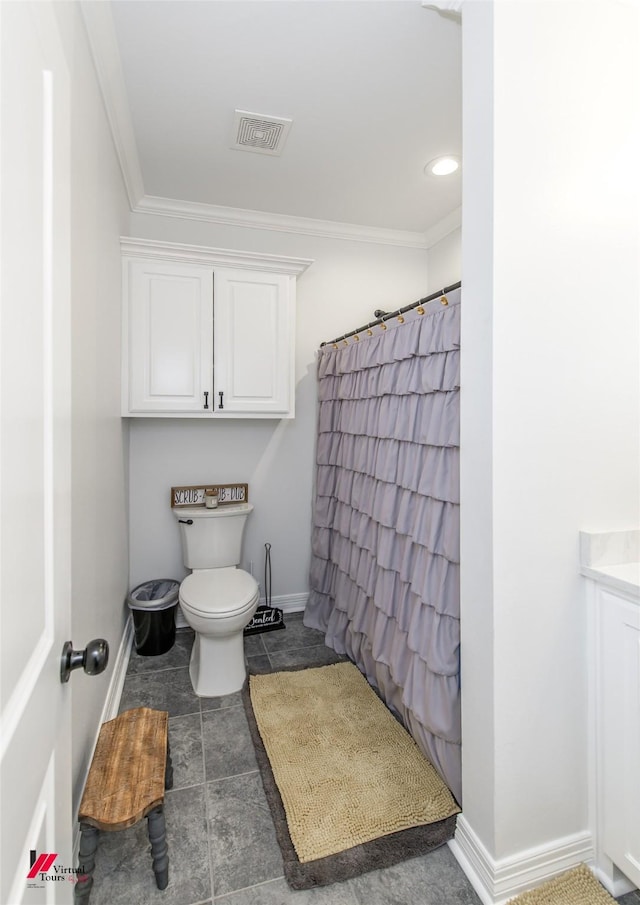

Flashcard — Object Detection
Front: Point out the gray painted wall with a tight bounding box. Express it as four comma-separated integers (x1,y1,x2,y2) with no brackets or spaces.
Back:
54,2,131,816
427,226,461,293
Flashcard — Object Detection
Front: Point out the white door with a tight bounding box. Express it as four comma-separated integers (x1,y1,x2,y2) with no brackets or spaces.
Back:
214,269,294,416
1,3,73,903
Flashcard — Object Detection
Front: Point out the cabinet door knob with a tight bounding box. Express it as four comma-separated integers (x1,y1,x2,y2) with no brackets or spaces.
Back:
203,391,209,410
218,392,224,410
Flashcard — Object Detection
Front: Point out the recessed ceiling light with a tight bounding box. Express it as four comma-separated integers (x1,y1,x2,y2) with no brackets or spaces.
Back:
424,156,460,177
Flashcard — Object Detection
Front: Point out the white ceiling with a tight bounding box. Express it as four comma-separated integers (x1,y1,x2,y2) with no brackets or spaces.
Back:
108,1,462,239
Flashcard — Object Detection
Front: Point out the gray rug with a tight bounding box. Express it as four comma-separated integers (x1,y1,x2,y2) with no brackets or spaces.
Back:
241,659,458,889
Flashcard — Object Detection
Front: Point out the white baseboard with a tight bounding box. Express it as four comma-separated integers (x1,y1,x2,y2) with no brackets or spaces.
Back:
450,814,595,905
175,591,308,628
266,592,308,614
101,615,135,722
72,616,134,864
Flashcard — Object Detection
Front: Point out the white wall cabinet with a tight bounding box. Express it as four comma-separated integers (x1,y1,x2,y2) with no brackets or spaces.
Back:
126,259,213,414
121,238,312,418
213,268,292,415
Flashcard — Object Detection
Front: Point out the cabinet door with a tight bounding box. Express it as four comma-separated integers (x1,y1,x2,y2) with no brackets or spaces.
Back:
600,590,640,888
214,268,294,416
125,259,213,413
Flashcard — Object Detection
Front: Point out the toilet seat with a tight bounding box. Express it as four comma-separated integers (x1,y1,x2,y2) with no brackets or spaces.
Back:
180,567,259,617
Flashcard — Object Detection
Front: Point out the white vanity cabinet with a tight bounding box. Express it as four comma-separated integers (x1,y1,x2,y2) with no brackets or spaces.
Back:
582,533,640,898
121,238,313,418
597,585,640,890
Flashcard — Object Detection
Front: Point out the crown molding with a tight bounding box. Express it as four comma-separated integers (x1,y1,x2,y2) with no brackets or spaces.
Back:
424,206,462,249
120,237,314,276
80,0,145,208
133,195,430,250
80,2,451,251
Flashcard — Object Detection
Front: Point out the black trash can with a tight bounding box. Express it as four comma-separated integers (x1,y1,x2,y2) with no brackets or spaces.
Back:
127,579,180,656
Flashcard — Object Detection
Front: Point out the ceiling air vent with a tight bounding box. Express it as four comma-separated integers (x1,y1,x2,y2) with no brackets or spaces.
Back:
232,110,293,156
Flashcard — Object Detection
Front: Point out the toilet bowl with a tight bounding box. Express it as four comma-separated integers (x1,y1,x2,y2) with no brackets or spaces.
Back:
179,567,259,696
173,503,258,697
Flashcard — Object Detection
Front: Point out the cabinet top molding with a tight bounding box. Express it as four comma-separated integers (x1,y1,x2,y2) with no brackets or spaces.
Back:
120,237,314,276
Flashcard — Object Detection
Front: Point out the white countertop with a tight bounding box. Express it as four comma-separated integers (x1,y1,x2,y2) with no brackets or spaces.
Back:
579,529,640,600
580,561,640,599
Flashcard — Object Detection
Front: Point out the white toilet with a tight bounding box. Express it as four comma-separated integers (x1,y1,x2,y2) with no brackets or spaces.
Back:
173,503,259,697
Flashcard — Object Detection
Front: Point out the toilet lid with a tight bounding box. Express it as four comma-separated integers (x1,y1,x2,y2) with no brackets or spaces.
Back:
179,568,259,616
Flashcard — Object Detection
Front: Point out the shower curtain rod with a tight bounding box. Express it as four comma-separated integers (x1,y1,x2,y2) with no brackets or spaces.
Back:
320,280,462,347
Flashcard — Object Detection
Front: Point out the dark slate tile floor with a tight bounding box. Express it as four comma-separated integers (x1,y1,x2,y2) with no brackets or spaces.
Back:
86,613,639,905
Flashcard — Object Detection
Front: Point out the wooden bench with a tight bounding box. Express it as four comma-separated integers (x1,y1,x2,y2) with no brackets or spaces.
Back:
75,707,173,903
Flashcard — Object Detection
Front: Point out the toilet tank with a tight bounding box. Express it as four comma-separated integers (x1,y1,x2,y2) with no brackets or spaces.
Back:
173,503,253,570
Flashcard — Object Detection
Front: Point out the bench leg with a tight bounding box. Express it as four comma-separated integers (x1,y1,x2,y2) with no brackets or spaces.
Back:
165,737,173,790
74,823,99,903
147,805,169,890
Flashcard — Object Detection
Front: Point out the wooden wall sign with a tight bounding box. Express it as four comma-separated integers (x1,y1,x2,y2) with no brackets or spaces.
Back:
171,483,249,508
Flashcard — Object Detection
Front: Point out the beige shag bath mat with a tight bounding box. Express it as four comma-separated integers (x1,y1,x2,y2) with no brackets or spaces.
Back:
507,864,617,904
248,661,459,865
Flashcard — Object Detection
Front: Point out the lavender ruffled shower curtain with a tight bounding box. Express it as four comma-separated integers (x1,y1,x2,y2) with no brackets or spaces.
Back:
304,288,461,802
